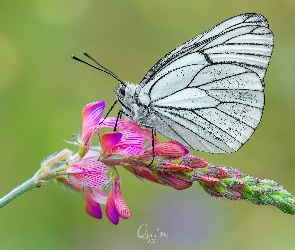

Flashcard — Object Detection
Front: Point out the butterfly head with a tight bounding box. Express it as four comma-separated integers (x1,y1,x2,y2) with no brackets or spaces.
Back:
114,81,138,119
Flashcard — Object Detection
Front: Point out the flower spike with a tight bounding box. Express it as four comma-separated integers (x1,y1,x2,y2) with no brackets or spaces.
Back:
3,99,295,227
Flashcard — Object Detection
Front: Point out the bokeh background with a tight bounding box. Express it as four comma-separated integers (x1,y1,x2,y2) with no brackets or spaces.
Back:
0,1,295,249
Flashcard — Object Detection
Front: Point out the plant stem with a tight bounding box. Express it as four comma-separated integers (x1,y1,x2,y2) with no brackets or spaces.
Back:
0,176,38,208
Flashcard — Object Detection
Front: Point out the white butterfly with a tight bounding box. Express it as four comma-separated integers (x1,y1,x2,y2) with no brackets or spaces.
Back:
84,13,274,154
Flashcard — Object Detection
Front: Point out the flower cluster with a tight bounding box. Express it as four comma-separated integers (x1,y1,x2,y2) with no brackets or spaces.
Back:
50,100,210,224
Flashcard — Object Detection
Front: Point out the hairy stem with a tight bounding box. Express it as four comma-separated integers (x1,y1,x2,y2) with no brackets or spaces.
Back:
0,177,39,208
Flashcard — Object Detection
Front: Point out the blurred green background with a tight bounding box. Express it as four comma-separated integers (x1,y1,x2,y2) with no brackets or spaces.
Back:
0,1,295,249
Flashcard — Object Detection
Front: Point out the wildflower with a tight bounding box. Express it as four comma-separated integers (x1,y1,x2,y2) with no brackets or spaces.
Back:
64,100,139,224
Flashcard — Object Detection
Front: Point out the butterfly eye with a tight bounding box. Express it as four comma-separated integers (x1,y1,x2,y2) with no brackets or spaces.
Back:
119,85,126,97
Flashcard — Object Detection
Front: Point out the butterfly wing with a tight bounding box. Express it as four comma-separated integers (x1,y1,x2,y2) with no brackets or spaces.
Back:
136,13,273,153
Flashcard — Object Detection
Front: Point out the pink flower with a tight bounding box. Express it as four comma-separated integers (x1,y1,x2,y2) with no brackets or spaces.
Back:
75,173,131,225
66,160,131,224
64,100,200,224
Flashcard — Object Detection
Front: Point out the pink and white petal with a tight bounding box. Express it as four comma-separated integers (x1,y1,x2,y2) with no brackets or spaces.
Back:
123,120,160,144
84,187,103,219
82,100,105,136
79,172,108,187
116,130,145,149
58,176,83,192
145,141,188,157
114,191,132,219
106,188,120,225
67,160,108,187
99,117,125,130
82,159,108,174
68,173,105,187
91,188,108,205
83,149,100,160
66,166,85,174
101,132,123,155
109,175,132,219
114,146,144,156
166,141,189,154
81,125,102,154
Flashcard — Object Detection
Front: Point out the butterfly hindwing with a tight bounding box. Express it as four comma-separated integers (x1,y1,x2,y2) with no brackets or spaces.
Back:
138,62,265,153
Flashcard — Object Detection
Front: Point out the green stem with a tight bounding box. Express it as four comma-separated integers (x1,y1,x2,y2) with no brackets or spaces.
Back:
0,176,39,208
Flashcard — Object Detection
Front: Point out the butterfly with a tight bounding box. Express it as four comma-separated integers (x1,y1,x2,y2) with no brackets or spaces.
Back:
74,13,274,154
113,13,274,153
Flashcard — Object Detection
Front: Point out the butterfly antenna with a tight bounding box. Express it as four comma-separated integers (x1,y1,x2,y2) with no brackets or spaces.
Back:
71,53,124,84
83,52,115,76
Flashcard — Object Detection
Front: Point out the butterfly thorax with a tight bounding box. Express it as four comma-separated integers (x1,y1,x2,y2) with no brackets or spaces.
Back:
114,82,149,123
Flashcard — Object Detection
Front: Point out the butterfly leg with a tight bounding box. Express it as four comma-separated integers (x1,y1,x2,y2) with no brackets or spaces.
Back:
99,100,118,125
148,128,155,166
113,110,123,132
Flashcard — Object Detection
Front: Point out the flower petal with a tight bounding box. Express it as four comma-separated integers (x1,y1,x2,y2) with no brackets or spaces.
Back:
67,160,108,187
66,166,84,174
84,187,103,219
82,100,105,136
123,120,159,144
114,146,144,156
106,186,120,225
99,117,125,129
101,132,123,155
180,154,209,168
81,126,101,154
116,130,145,149
113,184,132,219
91,188,108,205
145,141,188,157
103,130,145,156
57,176,83,192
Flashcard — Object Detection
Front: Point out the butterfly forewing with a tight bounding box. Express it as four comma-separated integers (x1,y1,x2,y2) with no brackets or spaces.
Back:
139,13,272,87
134,14,273,153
